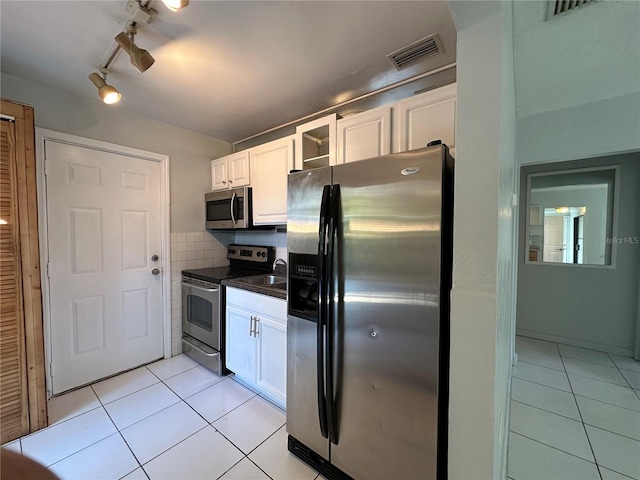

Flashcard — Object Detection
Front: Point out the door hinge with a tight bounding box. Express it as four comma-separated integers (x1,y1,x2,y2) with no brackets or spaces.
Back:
44,160,48,176
49,362,53,375
47,262,51,277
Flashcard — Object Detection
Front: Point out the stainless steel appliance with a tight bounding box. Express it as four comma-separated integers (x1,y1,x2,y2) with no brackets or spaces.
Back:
182,244,275,375
286,145,454,480
205,187,252,230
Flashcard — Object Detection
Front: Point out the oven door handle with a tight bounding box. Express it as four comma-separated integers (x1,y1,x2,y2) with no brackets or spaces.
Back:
181,282,220,293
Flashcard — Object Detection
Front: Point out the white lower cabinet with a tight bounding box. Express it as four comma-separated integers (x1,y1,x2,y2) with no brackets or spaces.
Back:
225,287,287,408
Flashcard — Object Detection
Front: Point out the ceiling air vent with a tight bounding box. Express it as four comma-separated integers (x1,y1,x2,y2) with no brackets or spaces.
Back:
387,33,443,71
548,0,595,18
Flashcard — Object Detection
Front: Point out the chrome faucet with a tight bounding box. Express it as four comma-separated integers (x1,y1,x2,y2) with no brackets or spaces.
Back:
273,258,287,272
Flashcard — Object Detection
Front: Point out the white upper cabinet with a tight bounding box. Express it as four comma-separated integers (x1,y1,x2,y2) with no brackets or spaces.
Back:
294,114,338,170
228,151,251,187
250,135,294,225
336,106,392,164
210,151,250,191
392,83,456,154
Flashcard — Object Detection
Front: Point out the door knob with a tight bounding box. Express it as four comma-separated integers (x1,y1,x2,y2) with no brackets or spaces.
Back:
151,255,159,261
151,268,160,275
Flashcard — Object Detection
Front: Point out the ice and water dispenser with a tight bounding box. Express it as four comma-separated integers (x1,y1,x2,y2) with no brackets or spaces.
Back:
287,253,319,321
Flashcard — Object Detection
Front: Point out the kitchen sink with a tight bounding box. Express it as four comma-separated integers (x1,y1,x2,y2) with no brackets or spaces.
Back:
237,274,287,290
241,274,286,285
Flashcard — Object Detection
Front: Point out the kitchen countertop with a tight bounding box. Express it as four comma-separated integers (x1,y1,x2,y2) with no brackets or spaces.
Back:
222,278,287,300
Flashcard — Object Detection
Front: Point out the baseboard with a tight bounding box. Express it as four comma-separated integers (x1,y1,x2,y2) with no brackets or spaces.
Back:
516,329,635,358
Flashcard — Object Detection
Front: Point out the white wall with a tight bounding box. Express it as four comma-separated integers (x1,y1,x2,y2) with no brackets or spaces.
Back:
447,2,517,478
0,72,231,232
518,92,640,166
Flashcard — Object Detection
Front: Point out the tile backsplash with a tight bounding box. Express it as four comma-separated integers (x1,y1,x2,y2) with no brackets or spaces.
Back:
169,229,286,356
234,230,287,260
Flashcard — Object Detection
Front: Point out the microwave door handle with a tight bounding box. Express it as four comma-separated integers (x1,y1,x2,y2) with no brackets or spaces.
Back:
230,192,237,225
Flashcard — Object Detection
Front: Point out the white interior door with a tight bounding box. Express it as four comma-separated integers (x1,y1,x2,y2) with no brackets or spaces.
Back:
45,140,164,394
543,214,565,263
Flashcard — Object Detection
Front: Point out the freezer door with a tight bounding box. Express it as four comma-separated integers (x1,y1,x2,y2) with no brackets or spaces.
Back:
287,167,332,256
286,167,332,460
329,147,446,479
286,315,329,459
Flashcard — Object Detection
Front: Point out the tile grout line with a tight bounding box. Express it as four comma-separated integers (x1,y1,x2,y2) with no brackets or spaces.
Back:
146,364,282,478
516,357,566,373
90,380,147,479
510,398,581,423
557,344,603,480
507,430,600,467
178,377,259,428
606,351,640,392
19,356,290,480
573,392,640,414
511,372,573,394
113,361,255,477
511,338,640,479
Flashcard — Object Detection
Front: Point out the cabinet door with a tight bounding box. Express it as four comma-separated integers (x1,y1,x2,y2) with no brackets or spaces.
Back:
294,114,337,170
336,106,391,164
227,151,250,188
256,315,287,407
393,83,456,153
211,157,229,191
250,136,294,225
225,305,256,381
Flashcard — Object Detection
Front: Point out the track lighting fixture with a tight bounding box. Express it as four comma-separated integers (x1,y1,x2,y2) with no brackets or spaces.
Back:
89,0,179,104
88,70,121,104
115,29,155,73
161,0,189,12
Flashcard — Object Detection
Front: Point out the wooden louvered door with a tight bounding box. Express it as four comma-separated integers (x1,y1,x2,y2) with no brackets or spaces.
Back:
0,116,30,441
0,100,47,444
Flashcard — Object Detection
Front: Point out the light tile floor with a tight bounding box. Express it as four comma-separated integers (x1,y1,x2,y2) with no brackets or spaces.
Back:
4,339,639,479
3,354,320,480
509,336,640,480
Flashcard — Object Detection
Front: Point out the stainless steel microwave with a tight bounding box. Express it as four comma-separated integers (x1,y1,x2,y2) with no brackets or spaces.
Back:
205,187,252,230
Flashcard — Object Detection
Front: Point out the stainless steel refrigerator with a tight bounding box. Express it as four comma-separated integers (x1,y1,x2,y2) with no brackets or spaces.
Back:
286,144,454,480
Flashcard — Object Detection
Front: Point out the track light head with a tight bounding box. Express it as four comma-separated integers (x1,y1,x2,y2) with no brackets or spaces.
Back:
162,0,189,12
89,72,121,104
115,31,155,73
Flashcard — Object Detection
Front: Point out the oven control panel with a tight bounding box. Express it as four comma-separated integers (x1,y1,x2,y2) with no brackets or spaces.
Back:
227,244,273,263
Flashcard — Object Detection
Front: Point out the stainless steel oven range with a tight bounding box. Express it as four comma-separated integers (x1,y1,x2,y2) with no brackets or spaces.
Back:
181,244,275,375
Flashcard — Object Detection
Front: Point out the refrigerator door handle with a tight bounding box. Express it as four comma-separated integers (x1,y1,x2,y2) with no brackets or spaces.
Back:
316,184,331,439
325,185,341,445
326,184,340,444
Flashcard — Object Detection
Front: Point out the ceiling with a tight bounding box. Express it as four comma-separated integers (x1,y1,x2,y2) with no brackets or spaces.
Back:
2,1,638,145
0,1,458,143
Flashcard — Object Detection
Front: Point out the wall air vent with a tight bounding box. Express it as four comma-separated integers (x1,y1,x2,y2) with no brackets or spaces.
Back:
548,0,595,18
387,33,443,71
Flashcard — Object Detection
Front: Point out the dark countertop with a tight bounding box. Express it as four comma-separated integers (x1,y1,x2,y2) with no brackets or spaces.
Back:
222,278,287,300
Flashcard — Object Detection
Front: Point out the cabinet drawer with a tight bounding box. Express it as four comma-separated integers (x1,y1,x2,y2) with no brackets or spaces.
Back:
226,287,286,321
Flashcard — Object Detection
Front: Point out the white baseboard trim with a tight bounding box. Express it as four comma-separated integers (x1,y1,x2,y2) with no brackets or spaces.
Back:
516,329,634,358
